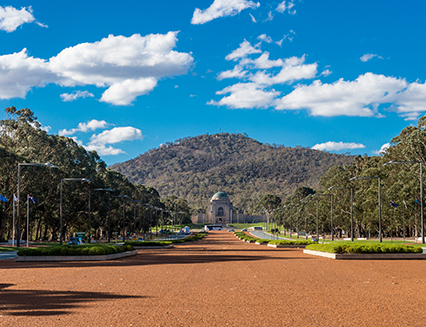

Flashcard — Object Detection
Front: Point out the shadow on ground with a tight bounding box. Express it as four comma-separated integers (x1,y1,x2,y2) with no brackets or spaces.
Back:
0,283,143,316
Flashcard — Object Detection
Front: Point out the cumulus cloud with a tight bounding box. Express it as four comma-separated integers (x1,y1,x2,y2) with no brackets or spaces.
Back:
0,49,59,98
249,56,317,85
191,0,260,25
258,34,273,43
59,119,108,136
208,83,280,109
0,32,193,105
321,69,332,77
100,78,157,105
84,143,125,156
372,142,390,155
217,66,247,80
275,73,407,116
312,141,366,151
89,127,143,145
60,90,94,102
225,40,262,61
0,6,46,32
360,53,383,62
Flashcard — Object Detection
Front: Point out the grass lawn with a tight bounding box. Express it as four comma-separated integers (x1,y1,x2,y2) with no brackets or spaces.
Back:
0,246,19,252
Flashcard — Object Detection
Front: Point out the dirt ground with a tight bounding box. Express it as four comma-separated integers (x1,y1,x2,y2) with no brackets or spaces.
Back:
1,231,426,326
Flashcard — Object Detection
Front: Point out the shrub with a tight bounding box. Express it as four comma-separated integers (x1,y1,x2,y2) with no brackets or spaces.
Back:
269,240,317,246
306,242,423,254
17,244,132,256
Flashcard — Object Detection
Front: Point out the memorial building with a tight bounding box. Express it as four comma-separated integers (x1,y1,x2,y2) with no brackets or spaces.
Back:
191,191,266,224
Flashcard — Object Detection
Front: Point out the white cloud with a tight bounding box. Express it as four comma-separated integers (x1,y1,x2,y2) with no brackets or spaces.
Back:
225,40,262,61
249,57,317,85
83,126,143,156
60,90,94,102
217,66,247,80
0,6,45,32
276,1,296,14
321,69,332,77
208,82,280,109
275,73,407,116
393,81,426,119
84,143,125,156
360,53,383,62
100,78,157,105
89,127,143,145
191,0,260,25
59,119,108,136
249,13,257,22
372,142,390,155
264,11,274,22
0,49,59,98
0,32,193,105
312,141,366,151
258,34,273,43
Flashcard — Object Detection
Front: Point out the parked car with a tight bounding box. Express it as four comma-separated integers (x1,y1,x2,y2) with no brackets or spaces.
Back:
68,237,84,245
241,228,248,232
228,229,235,232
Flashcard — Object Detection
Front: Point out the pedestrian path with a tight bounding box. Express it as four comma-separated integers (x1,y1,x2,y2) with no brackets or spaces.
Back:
249,230,293,240
0,251,17,260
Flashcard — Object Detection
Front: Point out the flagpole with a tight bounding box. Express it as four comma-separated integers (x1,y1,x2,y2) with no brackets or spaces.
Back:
12,197,15,245
27,194,29,248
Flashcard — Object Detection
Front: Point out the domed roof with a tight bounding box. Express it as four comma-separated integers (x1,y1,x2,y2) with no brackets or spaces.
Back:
212,191,229,199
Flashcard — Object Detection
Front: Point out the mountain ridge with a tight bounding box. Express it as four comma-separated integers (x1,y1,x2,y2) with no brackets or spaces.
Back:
111,133,355,211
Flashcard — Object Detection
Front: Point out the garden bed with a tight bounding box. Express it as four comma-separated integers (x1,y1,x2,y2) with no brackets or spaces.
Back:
304,249,426,260
15,250,137,262
304,242,425,260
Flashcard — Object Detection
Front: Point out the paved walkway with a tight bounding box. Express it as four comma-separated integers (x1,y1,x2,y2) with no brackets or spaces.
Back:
249,230,293,240
1,231,426,326
0,251,17,260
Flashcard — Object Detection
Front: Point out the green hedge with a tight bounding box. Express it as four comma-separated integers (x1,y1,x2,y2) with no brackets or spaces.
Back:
17,244,134,256
269,240,317,246
125,240,173,246
306,242,423,254
184,232,207,242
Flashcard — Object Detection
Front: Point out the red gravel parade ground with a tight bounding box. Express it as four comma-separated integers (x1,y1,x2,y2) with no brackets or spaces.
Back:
1,231,426,326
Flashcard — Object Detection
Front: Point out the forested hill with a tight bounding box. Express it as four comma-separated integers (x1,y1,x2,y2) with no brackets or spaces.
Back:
111,133,355,211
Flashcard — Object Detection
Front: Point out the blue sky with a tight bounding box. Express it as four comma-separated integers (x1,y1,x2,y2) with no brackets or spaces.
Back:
0,0,425,166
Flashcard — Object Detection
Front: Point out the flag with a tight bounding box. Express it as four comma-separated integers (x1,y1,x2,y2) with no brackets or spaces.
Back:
0,194,7,202
390,200,398,208
28,195,37,204
416,198,422,205
13,194,18,202
403,198,408,209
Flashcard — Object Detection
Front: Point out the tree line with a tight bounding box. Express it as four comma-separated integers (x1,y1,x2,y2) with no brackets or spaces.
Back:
0,107,191,243
255,116,426,240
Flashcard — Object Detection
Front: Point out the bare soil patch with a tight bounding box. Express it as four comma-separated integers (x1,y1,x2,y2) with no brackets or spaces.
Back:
1,231,426,326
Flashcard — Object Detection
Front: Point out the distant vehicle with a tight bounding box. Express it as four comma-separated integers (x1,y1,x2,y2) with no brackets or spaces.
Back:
241,228,248,231
204,225,223,231
137,238,144,242
228,229,235,232
68,237,84,245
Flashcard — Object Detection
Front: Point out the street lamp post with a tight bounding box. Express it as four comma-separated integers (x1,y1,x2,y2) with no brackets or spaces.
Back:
300,198,312,239
384,160,424,244
60,178,91,245
350,176,382,242
17,162,58,247
328,186,354,241
88,188,114,243
313,193,334,241
113,195,130,242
